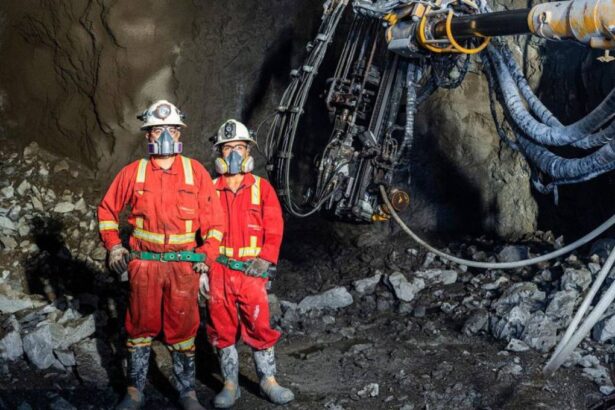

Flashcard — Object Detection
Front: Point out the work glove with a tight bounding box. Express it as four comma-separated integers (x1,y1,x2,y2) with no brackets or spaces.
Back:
193,262,209,274
246,258,271,277
194,263,210,302
198,273,210,302
108,245,130,274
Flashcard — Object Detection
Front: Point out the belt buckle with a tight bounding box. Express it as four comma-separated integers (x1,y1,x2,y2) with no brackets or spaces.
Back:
176,252,183,262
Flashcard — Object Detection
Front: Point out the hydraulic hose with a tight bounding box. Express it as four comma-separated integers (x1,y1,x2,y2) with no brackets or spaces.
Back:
489,45,615,151
483,54,615,190
488,46,615,147
267,0,348,217
379,185,615,269
570,121,615,149
497,46,562,128
543,245,615,375
517,135,615,181
398,61,420,168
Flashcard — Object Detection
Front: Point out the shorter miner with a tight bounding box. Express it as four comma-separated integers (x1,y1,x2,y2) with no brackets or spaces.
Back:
202,119,294,408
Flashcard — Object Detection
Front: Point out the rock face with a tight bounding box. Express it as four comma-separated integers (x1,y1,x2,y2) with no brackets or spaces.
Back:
0,0,323,176
413,67,537,239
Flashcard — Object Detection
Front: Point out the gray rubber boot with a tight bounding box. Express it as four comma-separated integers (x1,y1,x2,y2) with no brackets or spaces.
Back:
115,387,144,410
171,351,205,410
116,346,151,409
213,345,241,409
253,347,295,405
178,390,205,410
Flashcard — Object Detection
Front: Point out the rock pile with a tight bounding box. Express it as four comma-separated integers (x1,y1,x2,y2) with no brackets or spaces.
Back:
0,142,106,272
0,142,114,382
274,235,615,394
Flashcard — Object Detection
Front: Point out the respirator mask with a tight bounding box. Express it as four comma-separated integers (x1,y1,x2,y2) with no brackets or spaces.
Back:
148,127,182,156
215,148,254,175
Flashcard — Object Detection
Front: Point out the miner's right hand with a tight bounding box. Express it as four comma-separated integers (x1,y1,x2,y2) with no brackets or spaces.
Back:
108,245,130,274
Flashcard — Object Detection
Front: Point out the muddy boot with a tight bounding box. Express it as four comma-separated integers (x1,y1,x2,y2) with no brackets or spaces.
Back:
171,351,205,410
213,345,240,408
178,390,205,410
116,345,151,409
253,347,294,405
116,387,144,410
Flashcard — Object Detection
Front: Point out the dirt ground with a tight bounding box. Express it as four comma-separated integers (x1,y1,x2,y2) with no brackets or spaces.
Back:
1,222,611,410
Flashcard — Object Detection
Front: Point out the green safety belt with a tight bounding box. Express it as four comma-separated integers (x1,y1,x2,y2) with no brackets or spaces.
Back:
216,255,249,271
131,251,205,263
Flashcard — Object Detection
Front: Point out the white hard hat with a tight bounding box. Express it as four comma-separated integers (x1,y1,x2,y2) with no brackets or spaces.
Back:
214,119,256,146
138,100,187,130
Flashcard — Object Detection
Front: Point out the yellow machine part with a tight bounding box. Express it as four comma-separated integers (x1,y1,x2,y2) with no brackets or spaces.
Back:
528,0,615,49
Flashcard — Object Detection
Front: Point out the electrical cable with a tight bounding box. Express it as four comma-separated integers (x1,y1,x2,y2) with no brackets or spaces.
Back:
543,245,615,375
380,185,615,269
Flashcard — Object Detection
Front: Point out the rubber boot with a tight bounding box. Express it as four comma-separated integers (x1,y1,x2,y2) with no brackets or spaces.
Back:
253,347,294,405
213,345,240,408
171,351,205,410
116,346,151,410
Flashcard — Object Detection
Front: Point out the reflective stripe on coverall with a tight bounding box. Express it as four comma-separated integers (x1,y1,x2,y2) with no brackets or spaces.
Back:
98,155,224,351
206,173,284,350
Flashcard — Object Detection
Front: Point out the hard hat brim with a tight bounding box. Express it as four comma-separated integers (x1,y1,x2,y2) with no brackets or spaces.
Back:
213,137,257,147
141,121,187,131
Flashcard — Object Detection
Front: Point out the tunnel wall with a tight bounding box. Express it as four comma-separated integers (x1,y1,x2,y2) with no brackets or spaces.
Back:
0,0,322,178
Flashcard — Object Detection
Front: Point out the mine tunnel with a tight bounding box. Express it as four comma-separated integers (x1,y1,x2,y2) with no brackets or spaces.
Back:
2,0,615,409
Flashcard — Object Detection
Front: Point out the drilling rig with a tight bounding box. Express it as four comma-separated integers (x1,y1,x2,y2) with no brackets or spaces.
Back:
263,0,615,222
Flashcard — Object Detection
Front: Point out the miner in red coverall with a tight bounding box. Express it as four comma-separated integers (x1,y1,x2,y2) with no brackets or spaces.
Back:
202,119,294,408
97,100,224,410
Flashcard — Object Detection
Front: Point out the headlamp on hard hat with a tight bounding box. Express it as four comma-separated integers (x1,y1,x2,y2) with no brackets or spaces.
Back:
154,104,172,120
138,99,187,130
213,119,256,147
223,121,236,140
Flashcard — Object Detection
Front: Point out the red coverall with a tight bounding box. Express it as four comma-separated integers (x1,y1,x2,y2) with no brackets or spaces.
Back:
206,173,284,350
98,155,224,351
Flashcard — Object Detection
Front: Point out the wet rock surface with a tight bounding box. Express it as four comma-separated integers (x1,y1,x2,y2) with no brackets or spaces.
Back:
0,140,613,409
0,0,324,174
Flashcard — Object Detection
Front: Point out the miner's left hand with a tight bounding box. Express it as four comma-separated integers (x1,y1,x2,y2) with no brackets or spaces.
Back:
246,258,271,277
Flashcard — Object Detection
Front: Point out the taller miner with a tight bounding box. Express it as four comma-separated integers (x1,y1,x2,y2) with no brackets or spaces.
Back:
97,100,224,410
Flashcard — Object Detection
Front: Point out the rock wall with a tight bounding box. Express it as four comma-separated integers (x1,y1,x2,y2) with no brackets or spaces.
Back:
412,68,538,238
0,0,611,238
0,0,322,177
